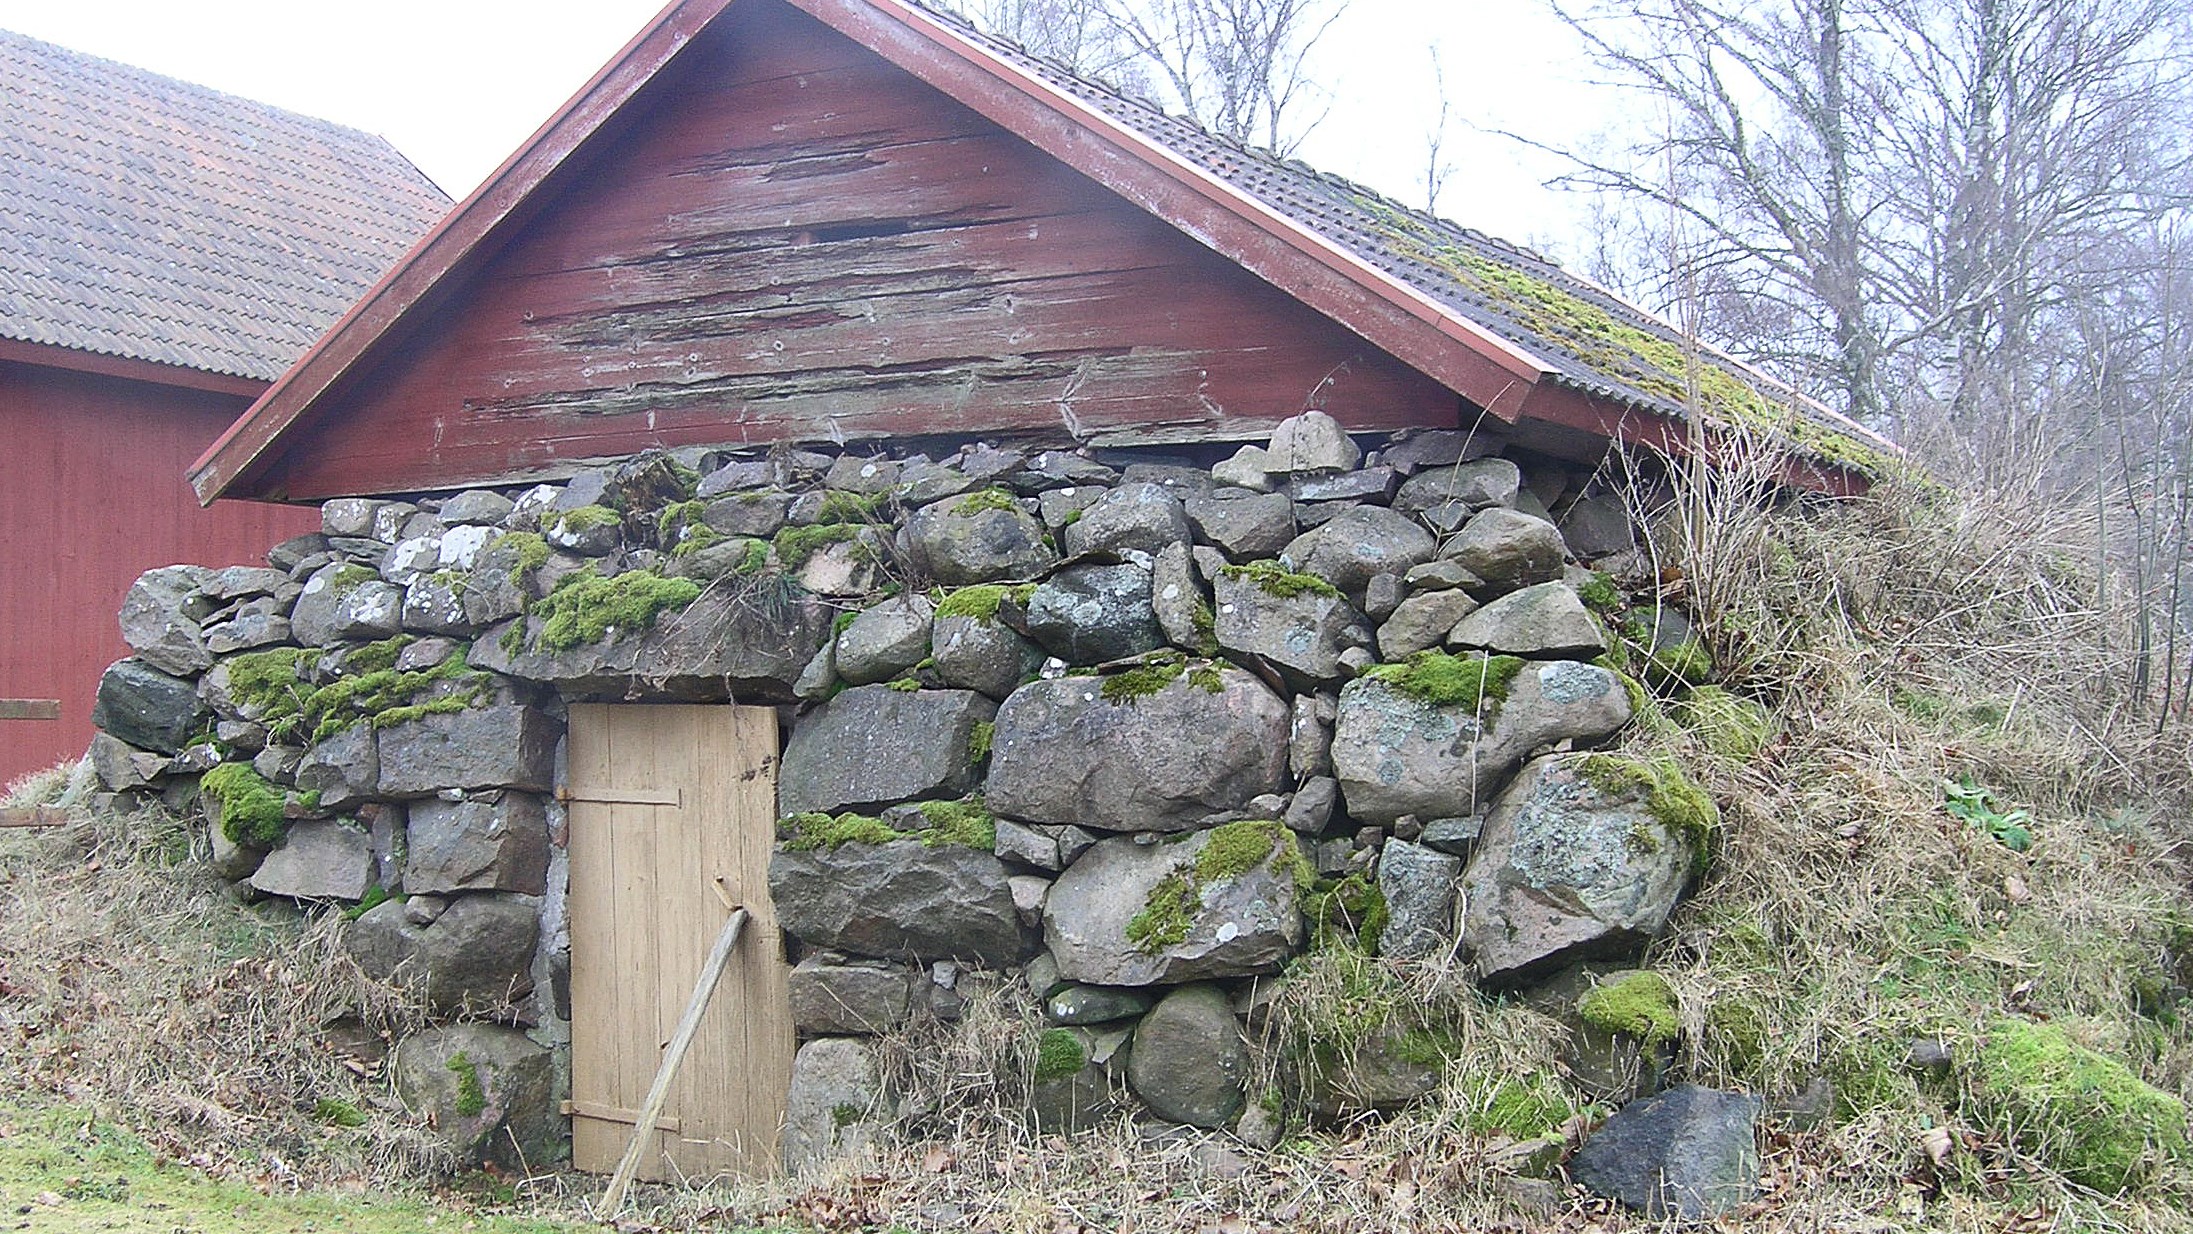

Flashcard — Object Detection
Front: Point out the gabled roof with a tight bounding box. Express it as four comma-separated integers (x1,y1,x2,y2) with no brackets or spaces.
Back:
191,0,1894,503
0,28,450,383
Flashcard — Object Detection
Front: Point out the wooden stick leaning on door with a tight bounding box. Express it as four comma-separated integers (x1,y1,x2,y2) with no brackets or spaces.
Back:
596,902,752,1219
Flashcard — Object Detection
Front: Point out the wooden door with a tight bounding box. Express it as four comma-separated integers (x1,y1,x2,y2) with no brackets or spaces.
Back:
566,704,793,1180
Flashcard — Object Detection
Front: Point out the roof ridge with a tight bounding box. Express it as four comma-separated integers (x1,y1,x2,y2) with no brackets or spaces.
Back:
0,26,405,153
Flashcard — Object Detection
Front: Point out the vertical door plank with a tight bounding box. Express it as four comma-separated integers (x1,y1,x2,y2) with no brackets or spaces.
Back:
565,704,622,1172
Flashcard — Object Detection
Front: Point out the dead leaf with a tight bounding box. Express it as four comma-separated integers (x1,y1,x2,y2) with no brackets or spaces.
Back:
2004,874,2031,904
1921,1125,1954,1167
922,1145,956,1174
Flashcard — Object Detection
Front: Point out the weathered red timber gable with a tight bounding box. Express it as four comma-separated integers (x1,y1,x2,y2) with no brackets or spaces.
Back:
194,0,1895,507
0,30,447,784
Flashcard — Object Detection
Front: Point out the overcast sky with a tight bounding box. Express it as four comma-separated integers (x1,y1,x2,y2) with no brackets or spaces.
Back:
0,0,1612,261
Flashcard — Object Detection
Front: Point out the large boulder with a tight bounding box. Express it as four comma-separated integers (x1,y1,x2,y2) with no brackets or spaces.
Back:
1184,488,1296,560
90,659,207,755
787,957,917,1035
1331,658,1631,825
1061,483,1191,557
1211,565,1373,688
1022,563,1165,664
1569,1085,1760,1219
391,1023,561,1169
930,613,1045,700
1265,409,1361,474
1375,839,1462,961
987,664,1289,833
376,705,558,796
1440,508,1567,595
832,594,933,685
777,686,996,815
781,1037,887,1175
906,494,1057,584
1127,984,1247,1128
248,820,376,901
345,894,539,1014
1448,581,1607,659
1394,458,1521,513
291,563,403,646
1280,506,1435,600
1044,824,1307,986
473,584,832,700
118,565,215,675
1460,753,1706,984
405,793,551,895
770,838,1028,966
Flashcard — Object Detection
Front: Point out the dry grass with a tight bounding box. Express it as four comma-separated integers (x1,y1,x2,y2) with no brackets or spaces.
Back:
0,771,456,1191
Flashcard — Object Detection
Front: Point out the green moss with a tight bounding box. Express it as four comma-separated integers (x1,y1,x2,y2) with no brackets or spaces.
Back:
1220,559,1341,600
447,1053,487,1118
1574,571,1625,615
1578,971,1680,1048
327,564,379,596
1676,685,1771,758
529,568,701,652
1468,1075,1576,1139
341,885,398,921
223,647,312,729
668,525,726,558
968,720,995,762
1127,823,1307,955
1363,651,1524,710
818,490,887,523
656,499,707,541
1126,873,1196,954
298,649,486,743
782,811,899,851
773,522,862,569
952,488,1019,516
1305,874,1388,951
313,1097,368,1128
1189,597,1219,656
493,531,551,586
549,504,621,535
1060,508,1084,527
200,762,286,848
1355,197,1897,480
1099,653,1226,704
886,677,921,692
1970,1018,2190,1192
343,635,413,676
936,585,1012,622
914,798,997,850
296,789,322,813
1575,754,1719,873
1648,636,1715,686
1034,1028,1089,1082
830,1102,864,1129
368,696,478,729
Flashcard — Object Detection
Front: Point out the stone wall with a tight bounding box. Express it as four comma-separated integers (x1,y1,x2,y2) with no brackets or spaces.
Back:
87,414,1760,1211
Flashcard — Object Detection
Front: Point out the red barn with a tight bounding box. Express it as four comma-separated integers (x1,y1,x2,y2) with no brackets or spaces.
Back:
0,30,448,784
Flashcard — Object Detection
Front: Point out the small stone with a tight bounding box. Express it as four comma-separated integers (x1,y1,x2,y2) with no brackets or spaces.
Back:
1419,815,1484,855
1404,560,1482,591
1362,572,1404,622
1128,984,1248,1128
1448,581,1608,658
1183,488,1296,560
1570,1085,1761,1219
1906,1038,1953,1073
1062,483,1192,558
1047,984,1153,1025
249,820,376,901
833,594,934,685
1287,467,1396,503
787,958,914,1035
1280,506,1435,600
1377,588,1481,659
439,489,516,526
1022,564,1164,665
1381,429,1499,474
1376,839,1461,961
1008,875,1049,926
1289,692,1335,780
1440,508,1568,595
781,1038,887,1174
1284,776,1337,834
1395,458,1521,513
1210,444,1278,492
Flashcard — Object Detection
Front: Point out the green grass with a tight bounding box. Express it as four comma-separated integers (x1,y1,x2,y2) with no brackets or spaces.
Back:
0,1098,588,1233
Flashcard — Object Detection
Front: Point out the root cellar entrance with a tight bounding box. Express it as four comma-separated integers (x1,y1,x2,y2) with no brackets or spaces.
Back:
565,703,792,1180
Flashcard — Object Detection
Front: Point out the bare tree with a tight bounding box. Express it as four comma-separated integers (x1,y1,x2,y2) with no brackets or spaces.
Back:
1423,46,1457,215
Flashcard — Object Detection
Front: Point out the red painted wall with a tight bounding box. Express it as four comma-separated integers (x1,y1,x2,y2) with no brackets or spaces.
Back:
255,0,1455,500
0,359,316,787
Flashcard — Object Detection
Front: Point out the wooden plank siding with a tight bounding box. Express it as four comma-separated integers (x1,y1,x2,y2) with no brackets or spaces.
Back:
0,358,317,786
566,704,792,1181
248,1,1457,501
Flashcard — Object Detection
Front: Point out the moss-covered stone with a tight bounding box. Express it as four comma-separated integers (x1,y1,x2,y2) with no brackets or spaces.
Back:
968,720,995,762
493,531,551,586
446,1052,487,1118
1576,754,1719,873
1220,559,1342,600
936,584,1012,622
1575,571,1625,615
528,568,701,651
1468,1074,1578,1139
781,811,899,850
1124,822,1310,956
782,801,996,853
1970,1018,2190,1192
773,522,864,569
549,504,621,534
1362,651,1524,710
1578,971,1680,1048
951,488,1019,517
1098,653,1225,704
1305,873,1389,952
1126,873,1196,954
1034,1028,1089,1082
915,798,997,851
200,762,286,848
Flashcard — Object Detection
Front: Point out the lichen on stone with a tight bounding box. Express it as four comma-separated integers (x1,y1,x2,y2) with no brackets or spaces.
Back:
200,762,286,847
1577,970,1680,1047
1220,559,1341,600
1363,651,1524,710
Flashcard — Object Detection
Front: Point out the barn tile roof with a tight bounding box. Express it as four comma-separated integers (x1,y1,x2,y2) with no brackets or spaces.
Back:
0,28,450,382
920,4,1894,468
